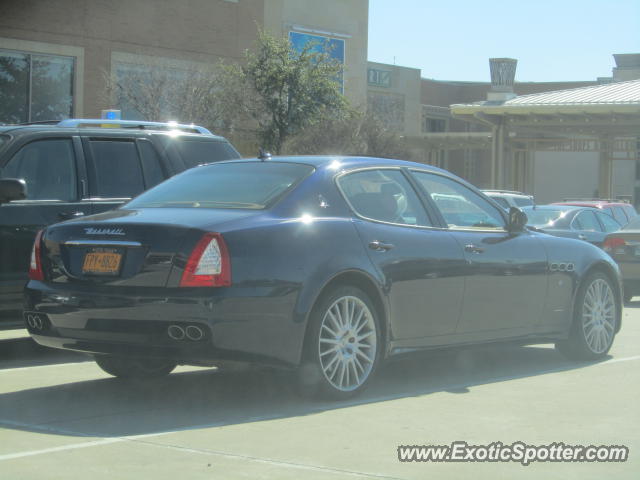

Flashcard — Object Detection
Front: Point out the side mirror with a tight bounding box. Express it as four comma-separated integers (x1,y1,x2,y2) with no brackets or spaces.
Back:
0,178,27,205
507,206,528,233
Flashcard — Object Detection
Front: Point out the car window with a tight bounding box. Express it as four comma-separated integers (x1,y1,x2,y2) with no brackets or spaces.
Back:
338,169,431,226
87,139,145,198
610,206,628,225
513,196,533,207
522,208,568,227
137,140,165,188
623,204,638,218
173,139,240,169
573,210,601,232
490,196,510,209
411,171,504,230
1,138,77,201
596,211,621,233
126,162,313,209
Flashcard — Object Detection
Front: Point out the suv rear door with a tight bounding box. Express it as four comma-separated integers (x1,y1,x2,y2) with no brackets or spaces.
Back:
0,135,88,320
82,136,168,215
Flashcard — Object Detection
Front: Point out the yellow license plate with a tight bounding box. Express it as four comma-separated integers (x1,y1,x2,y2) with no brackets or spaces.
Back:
82,251,122,275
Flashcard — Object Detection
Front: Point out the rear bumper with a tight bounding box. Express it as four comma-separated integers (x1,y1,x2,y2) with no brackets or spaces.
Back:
24,280,305,367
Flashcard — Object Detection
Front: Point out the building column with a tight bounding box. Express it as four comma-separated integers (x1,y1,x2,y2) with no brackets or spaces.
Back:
598,136,613,199
490,124,505,189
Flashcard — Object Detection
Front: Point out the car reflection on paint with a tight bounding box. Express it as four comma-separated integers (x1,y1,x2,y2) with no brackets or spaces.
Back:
522,205,622,248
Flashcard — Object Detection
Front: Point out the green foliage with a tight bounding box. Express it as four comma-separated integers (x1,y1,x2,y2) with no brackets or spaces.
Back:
235,30,346,154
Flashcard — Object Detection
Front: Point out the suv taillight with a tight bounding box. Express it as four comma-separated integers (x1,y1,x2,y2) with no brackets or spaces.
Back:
28,230,44,281
603,236,626,254
179,233,231,287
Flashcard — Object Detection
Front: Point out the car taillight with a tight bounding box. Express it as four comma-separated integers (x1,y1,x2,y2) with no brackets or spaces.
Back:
28,230,44,281
179,233,231,287
603,237,626,254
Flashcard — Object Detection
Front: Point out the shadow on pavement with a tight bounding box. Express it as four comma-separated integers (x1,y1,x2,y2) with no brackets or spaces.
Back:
0,343,607,439
0,335,88,370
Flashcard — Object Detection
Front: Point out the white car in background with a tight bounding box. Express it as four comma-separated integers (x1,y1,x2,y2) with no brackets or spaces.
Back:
483,190,534,210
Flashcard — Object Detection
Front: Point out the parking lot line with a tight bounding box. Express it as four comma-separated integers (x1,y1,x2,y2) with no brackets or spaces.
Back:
0,423,402,479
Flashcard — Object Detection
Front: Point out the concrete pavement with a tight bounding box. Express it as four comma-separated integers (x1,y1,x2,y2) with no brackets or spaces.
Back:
0,305,639,479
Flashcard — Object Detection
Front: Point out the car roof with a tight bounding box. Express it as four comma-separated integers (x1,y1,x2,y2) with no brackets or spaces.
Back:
553,201,630,208
0,124,229,142
483,190,531,197
522,205,595,212
212,155,450,173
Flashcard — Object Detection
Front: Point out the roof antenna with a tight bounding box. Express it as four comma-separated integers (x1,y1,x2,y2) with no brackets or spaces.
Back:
258,148,271,161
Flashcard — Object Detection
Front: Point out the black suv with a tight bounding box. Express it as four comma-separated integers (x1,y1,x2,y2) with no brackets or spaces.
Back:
0,119,241,325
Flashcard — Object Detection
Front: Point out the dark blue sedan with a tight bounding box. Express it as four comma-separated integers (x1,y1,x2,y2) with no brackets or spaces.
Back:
24,157,623,398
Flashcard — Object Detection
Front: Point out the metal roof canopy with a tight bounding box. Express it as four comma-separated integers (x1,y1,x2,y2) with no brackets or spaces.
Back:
448,79,640,196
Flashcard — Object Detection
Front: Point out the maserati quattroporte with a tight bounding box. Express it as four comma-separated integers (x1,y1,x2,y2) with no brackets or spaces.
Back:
24,157,623,398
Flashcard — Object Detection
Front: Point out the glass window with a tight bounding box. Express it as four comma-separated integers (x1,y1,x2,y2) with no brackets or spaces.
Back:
423,117,446,133
489,196,510,209
127,162,313,210
30,55,74,122
596,212,621,233
137,140,165,188
0,50,74,123
338,169,431,226
623,215,640,230
367,68,391,87
1,139,76,201
412,171,505,230
573,211,601,232
522,208,567,227
623,204,638,218
610,206,628,225
174,139,240,169
0,51,29,124
88,140,144,198
513,196,533,207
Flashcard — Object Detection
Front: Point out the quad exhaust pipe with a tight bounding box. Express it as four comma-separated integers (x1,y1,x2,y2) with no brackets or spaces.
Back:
167,324,205,341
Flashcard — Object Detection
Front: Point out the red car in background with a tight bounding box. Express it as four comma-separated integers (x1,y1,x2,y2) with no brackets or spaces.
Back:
552,200,637,226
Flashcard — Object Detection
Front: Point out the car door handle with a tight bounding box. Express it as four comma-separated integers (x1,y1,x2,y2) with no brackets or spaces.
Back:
368,240,394,251
58,211,85,221
578,234,586,240
464,244,485,254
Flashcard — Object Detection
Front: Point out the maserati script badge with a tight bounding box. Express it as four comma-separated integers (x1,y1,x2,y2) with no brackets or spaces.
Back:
84,228,125,236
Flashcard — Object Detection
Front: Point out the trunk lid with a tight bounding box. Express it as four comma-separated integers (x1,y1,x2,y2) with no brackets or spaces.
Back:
42,208,259,287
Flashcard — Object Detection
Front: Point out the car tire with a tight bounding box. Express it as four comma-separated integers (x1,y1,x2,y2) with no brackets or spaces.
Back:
297,286,381,400
555,272,618,361
94,355,177,379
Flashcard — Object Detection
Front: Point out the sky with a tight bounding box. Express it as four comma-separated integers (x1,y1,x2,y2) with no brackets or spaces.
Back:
368,0,640,82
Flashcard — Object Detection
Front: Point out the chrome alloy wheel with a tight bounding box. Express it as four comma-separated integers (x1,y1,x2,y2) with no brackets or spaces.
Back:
582,278,616,354
318,295,377,392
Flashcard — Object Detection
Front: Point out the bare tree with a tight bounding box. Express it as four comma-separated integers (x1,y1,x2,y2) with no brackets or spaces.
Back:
285,109,411,160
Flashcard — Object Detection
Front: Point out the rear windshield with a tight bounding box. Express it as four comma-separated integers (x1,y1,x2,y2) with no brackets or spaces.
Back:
125,162,314,210
523,208,567,227
623,216,640,230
